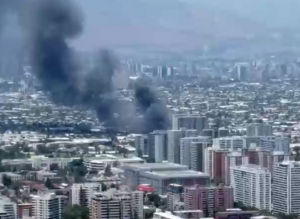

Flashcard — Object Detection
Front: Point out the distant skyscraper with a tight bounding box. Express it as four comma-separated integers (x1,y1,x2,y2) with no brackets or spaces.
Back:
32,193,66,219
167,184,184,211
246,123,273,137
259,136,290,155
91,191,133,219
230,165,271,211
167,130,186,164
71,183,100,208
172,114,208,131
167,129,199,164
190,140,212,172
148,130,168,162
247,149,288,174
273,161,300,215
180,136,210,169
133,134,147,156
0,196,16,219
213,136,246,151
184,185,234,217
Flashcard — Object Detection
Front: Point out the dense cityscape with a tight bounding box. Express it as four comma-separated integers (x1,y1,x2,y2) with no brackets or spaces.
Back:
1,0,300,219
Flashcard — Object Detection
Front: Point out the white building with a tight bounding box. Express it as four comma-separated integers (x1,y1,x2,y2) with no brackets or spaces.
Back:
153,212,183,219
230,165,271,211
148,131,168,163
172,114,208,131
190,138,211,172
91,190,133,219
71,183,101,208
167,129,198,164
0,196,16,219
246,123,273,137
273,161,300,215
180,136,210,168
259,136,290,155
32,193,65,219
213,136,246,151
131,191,144,219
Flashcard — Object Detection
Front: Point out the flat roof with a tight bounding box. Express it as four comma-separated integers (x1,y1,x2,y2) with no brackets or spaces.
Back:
123,162,188,170
142,170,209,179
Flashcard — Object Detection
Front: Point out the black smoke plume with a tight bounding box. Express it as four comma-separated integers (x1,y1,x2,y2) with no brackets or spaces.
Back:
28,0,170,133
134,78,170,132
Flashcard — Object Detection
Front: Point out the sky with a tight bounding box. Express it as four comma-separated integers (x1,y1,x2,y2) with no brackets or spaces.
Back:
52,0,300,50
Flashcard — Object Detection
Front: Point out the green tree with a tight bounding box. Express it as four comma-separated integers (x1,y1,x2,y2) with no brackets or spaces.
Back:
64,205,89,219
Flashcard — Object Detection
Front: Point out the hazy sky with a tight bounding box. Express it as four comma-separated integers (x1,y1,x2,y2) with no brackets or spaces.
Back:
73,0,300,51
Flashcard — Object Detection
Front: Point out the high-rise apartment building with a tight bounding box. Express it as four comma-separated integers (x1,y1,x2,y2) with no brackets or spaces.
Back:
71,183,101,208
32,193,66,219
184,185,234,217
167,184,184,211
259,136,290,155
131,191,144,219
204,148,247,185
91,191,133,219
213,136,246,151
246,123,273,137
180,136,210,169
167,129,199,164
273,161,300,215
230,165,271,211
190,140,211,172
133,134,147,156
148,130,168,162
172,114,208,131
247,149,288,174
0,196,16,219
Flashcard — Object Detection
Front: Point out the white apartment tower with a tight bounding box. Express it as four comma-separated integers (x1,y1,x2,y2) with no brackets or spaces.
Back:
190,138,211,172
180,136,210,169
32,193,65,219
230,165,271,211
91,190,133,219
148,131,168,163
273,161,300,215
131,191,144,219
0,196,16,219
172,114,208,131
71,183,100,208
167,129,199,164
213,136,246,151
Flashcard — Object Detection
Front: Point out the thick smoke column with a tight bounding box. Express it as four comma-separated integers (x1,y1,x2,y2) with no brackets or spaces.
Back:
28,0,121,130
29,0,83,105
28,0,170,133
134,78,170,132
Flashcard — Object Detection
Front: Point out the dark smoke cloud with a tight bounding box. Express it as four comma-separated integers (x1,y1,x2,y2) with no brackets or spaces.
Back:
28,0,170,133
29,0,83,105
28,0,122,130
134,78,170,132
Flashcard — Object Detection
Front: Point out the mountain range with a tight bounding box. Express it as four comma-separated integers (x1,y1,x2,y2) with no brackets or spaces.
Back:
73,0,300,51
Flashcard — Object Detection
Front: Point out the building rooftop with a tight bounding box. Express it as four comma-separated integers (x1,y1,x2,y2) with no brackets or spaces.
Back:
142,170,210,179
122,162,189,171
231,164,270,173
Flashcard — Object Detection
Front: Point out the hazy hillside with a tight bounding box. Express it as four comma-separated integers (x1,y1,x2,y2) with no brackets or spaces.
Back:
73,0,300,51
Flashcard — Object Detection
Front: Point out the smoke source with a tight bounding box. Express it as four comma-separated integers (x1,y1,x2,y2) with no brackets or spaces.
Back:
134,78,170,132
28,0,170,133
